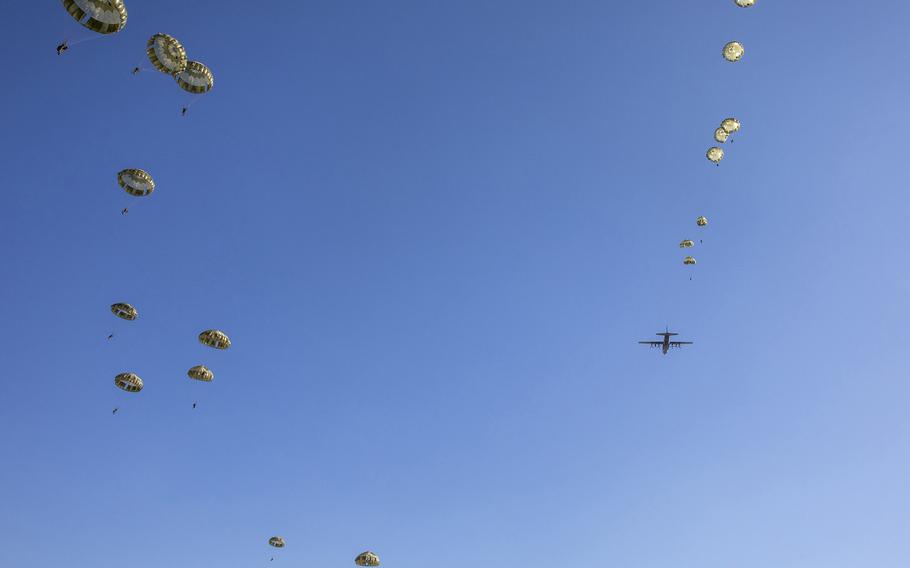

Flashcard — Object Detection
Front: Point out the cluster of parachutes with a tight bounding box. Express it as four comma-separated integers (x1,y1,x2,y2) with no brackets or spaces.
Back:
708,4,749,165
709,2,749,167
685,1,756,271
145,32,215,96
706,117,742,166
110,300,230,401
267,538,380,567
680,216,708,267
59,2,214,100
62,2,224,400
66,9,337,563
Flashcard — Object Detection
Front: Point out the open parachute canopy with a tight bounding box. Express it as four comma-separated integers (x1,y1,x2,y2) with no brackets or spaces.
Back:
118,169,155,197
714,127,729,144
269,537,285,548
706,147,724,164
683,256,697,266
62,0,127,35
176,61,215,94
697,216,709,227
199,330,231,350
114,372,143,392
721,117,741,134
146,33,187,75
356,551,381,566
723,41,745,62
187,365,214,382
110,302,138,320
679,240,695,249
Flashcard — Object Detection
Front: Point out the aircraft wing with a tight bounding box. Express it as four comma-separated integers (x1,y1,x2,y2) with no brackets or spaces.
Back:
638,341,662,346
668,341,693,347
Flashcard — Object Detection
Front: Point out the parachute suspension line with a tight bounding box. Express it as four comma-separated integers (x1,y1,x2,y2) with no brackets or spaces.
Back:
68,34,109,47
180,96,206,116
185,96,206,109
131,63,154,75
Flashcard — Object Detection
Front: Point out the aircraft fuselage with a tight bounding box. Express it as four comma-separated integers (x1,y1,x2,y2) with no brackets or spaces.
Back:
659,333,671,354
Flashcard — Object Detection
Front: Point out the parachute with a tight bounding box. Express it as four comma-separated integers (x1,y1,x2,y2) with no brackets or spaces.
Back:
714,127,729,144
721,117,741,134
356,551,381,566
679,240,695,249
188,365,214,382
146,33,187,75
176,61,214,94
62,0,127,35
735,0,756,6
110,302,138,321
269,537,285,548
706,147,724,164
199,330,231,349
723,41,745,62
683,256,697,266
118,169,155,197
114,372,143,392
696,216,708,227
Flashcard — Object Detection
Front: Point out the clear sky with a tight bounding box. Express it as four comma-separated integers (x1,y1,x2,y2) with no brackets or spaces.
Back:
2,1,910,567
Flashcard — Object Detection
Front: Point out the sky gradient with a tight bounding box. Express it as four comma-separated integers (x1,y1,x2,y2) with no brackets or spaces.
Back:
2,2,910,567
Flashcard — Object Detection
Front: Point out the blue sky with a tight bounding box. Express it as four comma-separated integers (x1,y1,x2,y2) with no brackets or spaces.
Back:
2,1,910,566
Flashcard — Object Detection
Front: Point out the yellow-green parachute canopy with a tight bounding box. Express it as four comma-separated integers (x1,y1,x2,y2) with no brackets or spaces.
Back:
714,127,729,144
679,240,695,249
188,365,214,382
176,61,214,94
269,537,285,548
146,33,187,75
356,551,381,566
62,0,127,34
706,147,724,164
199,330,231,349
111,302,138,320
683,256,697,266
696,216,708,227
723,41,744,62
735,0,756,7
114,372,143,392
721,117,741,134
118,169,155,197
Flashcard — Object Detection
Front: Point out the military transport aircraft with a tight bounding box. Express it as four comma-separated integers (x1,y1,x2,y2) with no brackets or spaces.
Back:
639,328,693,354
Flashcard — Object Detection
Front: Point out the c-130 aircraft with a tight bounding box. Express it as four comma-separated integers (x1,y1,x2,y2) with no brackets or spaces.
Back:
638,327,693,354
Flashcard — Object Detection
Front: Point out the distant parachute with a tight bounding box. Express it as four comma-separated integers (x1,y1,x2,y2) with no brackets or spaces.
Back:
734,0,756,6
356,551,381,566
114,372,143,392
62,0,127,35
714,127,729,144
679,240,695,249
110,302,138,321
683,256,697,266
721,117,741,134
187,365,214,382
723,41,745,62
269,537,285,549
706,147,724,164
199,330,231,349
696,216,709,227
118,169,155,197
176,61,214,94
146,33,187,75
